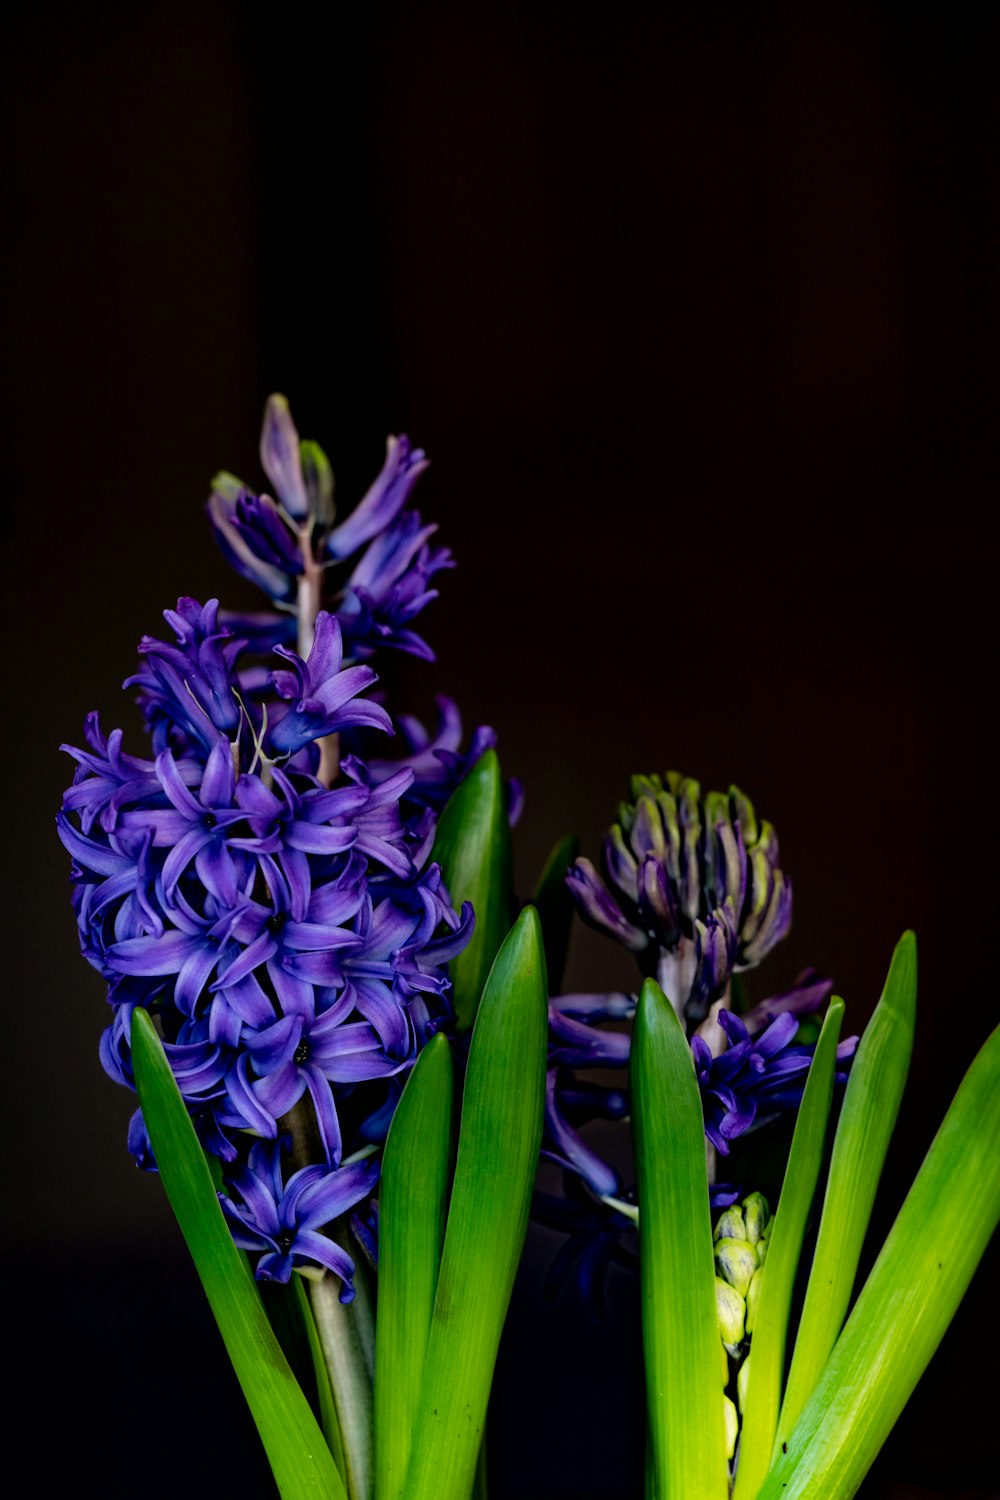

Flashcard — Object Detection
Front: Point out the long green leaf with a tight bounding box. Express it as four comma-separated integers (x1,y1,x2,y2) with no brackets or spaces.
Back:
531,833,580,994
259,1278,346,1478
732,1000,844,1500
431,748,514,1031
400,906,549,1500
374,1035,456,1500
632,978,729,1500
757,1021,1000,1499
777,934,916,1450
130,1008,346,1500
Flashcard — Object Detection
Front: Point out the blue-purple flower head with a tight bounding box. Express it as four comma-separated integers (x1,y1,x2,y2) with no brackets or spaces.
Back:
693,1007,857,1156
207,396,450,663
566,773,791,1020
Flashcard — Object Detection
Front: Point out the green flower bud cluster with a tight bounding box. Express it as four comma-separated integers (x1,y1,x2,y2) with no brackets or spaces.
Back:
613,774,788,968
713,1192,771,1458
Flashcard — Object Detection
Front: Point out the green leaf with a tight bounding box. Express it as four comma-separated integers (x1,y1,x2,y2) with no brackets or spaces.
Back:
777,934,916,1451
431,749,514,1031
531,833,580,994
400,906,549,1500
632,978,730,1500
374,1035,457,1500
756,1021,1000,1500
130,1009,346,1500
732,1000,845,1500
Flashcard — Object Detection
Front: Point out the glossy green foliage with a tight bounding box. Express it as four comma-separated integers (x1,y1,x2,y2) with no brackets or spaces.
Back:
733,1001,845,1500
632,979,730,1500
374,1036,456,1500
757,1020,1000,1499
431,749,514,1031
130,1009,345,1500
777,934,916,1451
400,907,549,1500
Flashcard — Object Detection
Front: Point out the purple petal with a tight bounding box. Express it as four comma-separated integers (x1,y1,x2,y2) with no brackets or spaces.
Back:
260,394,309,520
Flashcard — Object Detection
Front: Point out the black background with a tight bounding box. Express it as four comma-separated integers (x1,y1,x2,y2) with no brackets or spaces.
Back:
3,2,997,1496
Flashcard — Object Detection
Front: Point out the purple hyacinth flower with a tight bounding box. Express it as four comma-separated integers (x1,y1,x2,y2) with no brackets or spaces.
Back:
567,773,795,1018
259,394,311,522
692,1007,857,1156
119,742,249,908
359,698,498,846
543,1069,621,1198
246,999,405,1167
325,434,429,561
565,858,648,953
220,1137,380,1293
740,968,835,1032
268,612,393,757
127,598,245,754
207,473,299,603
215,875,366,1020
336,510,454,662
233,488,305,575
61,712,182,836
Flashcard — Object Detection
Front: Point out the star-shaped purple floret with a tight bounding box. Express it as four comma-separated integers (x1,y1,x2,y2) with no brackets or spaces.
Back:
268,612,393,757
220,1137,380,1296
692,1008,857,1156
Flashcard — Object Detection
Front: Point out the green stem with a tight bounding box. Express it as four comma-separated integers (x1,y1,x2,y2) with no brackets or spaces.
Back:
308,1257,375,1500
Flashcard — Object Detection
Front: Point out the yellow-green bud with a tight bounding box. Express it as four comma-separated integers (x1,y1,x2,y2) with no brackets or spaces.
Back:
746,1266,764,1334
737,1353,752,1414
742,1192,770,1243
715,1238,759,1299
723,1394,739,1460
756,1228,770,1267
714,1206,747,1242
720,1338,730,1386
715,1276,745,1352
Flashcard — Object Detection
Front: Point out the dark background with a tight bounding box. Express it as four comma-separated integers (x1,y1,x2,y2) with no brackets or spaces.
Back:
3,2,997,1496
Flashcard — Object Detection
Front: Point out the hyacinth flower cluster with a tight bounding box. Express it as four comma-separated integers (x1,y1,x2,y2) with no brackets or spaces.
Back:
57,400,1000,1500
536,773,856,1308
58,398,491,1301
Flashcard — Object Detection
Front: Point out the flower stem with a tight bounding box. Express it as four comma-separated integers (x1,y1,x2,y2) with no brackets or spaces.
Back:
308,1251,376,1500
297,525,340,784
655,941,696,1025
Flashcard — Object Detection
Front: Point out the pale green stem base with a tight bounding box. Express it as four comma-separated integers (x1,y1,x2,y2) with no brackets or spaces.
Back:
309,1258,376,1500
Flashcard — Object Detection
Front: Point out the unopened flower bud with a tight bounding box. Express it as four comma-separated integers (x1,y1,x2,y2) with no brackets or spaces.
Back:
720,1339,730,1386
723,1394,739,1460
714,1206,747,1242
715,1238,759,1299
742,1192,770,1244
716,1276,745,1352
737,1353,752,1414
756,1223,771,1267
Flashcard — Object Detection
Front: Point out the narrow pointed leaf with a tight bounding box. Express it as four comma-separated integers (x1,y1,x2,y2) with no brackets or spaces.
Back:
632,978,730,1500
733,1000,844,1500
431,748,514,1031
130,1008,346,1500
777,934,916,1450
757,1022,1000,1500
400,907,548,1500
531,833,580,994
375,1035,456,1500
